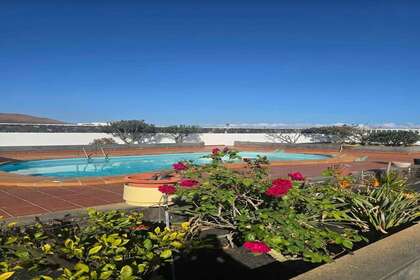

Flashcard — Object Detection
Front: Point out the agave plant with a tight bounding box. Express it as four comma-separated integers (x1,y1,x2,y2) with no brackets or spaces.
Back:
350,173,420,234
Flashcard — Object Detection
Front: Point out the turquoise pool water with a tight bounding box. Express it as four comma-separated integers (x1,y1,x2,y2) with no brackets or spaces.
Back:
0,152,329,178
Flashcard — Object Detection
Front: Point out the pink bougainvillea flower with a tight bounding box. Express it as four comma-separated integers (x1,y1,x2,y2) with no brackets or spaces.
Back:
172,162,188,171
271,178,293,188
179,179,199,188
212,148,221,155
158,184,177,195
288,172,305,181
243,241,271,254
265,179,292,197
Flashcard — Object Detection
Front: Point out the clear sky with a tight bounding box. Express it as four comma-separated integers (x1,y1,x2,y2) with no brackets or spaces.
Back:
1,0,419,126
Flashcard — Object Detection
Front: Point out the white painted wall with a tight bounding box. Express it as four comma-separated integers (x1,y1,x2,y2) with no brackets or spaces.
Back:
0,133,124,146
0,133,312,146
1,132,418,147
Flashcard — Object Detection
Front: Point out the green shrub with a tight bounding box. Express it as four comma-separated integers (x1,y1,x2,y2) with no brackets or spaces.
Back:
366,130,419,146
0,209,190,280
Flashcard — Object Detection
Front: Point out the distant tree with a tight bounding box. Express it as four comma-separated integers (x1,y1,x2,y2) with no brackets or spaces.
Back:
163,125,201,143
302,125,361,144
266,129,304,144
105,120,156,144
90,137,117,146
366,130,419,146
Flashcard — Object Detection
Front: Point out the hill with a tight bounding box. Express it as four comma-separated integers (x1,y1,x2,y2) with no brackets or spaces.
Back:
0,113,66,124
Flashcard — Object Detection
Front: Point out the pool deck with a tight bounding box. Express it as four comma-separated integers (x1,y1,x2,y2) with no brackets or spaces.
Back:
0,145,419,219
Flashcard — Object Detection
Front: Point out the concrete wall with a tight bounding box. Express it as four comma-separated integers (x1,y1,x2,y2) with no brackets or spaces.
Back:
0,133,312,147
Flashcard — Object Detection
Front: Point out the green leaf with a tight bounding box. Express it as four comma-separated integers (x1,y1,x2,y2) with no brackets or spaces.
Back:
143,239,153,250
119,265,133,280
39,276,54,280
114,255,123,261
75,262,89,273
5,236,17,245
99,271,113,280
160,249,172,259
170,241,184,249
342,240,353,249
88,245,103,256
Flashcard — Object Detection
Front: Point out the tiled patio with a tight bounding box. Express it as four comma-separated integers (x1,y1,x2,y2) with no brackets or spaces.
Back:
0,184,123,218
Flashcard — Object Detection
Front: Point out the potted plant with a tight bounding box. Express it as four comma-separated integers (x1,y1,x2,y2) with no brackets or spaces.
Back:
123,166,184,206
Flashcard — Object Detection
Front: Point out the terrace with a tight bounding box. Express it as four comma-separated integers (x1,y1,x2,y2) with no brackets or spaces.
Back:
0,143,418,218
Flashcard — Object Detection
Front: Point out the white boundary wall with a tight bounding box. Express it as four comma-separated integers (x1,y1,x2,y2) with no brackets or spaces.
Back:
0,133,313,147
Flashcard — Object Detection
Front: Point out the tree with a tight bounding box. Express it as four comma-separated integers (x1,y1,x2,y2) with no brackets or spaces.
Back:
266,129,304,144
105,120,156,144
302,125,362,144
366,130,419,146
90,137,117,146
163,125,201,143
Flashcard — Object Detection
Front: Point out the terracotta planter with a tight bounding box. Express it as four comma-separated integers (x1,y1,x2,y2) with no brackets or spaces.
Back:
123,172,180,207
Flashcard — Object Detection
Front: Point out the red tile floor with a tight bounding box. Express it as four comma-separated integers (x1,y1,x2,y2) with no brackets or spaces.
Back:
0,184,123,218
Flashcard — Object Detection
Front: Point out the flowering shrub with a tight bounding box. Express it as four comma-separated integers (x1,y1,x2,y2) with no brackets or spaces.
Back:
169,148,363,263
0,209,190,279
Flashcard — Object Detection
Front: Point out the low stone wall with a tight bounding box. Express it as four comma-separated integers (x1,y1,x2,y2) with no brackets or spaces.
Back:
292,223,420,280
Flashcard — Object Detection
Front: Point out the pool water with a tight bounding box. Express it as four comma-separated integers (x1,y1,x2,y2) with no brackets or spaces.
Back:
0,152,329,178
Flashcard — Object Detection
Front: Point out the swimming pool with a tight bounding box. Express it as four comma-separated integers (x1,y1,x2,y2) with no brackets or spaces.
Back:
0,151,329,178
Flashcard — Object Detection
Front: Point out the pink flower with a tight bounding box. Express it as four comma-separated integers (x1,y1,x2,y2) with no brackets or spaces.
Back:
179,179,199,188
158,184,177,195
223,147,229,153
212,148,221,155
173,162,188,171
265,179,292,197
243,241,271,254
288,172,304,181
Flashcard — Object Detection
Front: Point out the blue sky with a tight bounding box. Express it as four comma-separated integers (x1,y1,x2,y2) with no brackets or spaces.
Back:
1,0,419,125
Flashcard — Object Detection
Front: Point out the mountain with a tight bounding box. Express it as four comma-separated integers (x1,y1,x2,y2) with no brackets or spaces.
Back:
0,113,66,124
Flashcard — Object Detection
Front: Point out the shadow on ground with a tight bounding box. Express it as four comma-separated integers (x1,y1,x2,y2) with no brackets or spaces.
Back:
158,235,319,280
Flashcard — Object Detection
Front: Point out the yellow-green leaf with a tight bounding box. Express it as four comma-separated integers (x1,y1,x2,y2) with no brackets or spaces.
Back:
119,265,133,280
160,249,172,259
75,262,89,273
170,241,184,249
88,245,103,256
99,271,113,280
0,272,15,280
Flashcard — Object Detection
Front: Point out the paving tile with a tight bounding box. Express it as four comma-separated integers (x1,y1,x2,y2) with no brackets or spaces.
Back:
0,208,12,218
64,197,110,207
40,201,80,211
3,205,47,217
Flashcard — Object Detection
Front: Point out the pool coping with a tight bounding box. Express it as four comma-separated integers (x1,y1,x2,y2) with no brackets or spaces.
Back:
0,146,355,187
